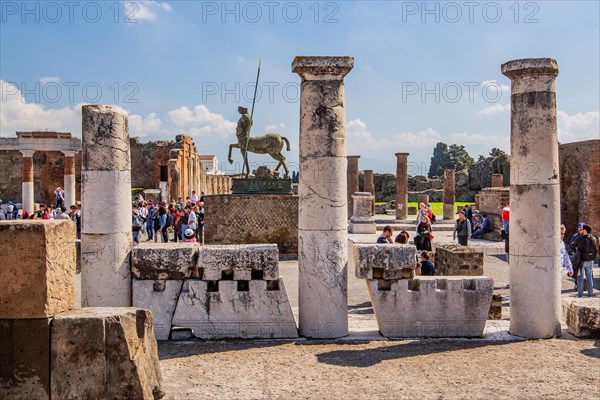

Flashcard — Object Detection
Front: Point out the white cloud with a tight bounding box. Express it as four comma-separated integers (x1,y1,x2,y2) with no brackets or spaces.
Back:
168,105,236,138
39,76,60,84
558,111,600,143
477,103,510,115
482,79,510,93
264,123,285,132
129,112,163,137
452,132,499,146
126,1,172,23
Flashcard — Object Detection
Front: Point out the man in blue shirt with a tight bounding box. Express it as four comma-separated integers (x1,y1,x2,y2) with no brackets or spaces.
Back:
377,226,393,243
471,214,492,239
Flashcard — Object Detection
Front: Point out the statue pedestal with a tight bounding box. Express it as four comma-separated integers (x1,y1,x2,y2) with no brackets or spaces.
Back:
232,178,293,195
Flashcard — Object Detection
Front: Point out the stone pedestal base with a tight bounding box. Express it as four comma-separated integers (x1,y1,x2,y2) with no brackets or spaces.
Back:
367,277,493,338
348,220,376,234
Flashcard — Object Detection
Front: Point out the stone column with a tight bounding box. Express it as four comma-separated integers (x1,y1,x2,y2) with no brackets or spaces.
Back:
502,58,561,339
443,169,456,220
395,153,409,220
491,174,504,187
364,170,375,216
417,194,429,206
81,105,132,307
62,151,77,207
347,156,360,217
20,150,35,214
293,56,353,338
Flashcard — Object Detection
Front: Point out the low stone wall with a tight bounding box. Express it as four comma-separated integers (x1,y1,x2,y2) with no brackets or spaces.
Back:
476,187,509,230
131,243,298,340
204,194,298,257
434,244,484,276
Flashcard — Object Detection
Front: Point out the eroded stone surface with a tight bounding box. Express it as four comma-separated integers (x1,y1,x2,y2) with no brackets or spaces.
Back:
0,220,76,318
367,277,493,337
132,243,199,280
133,279,183,340
0,318,51,400
351,242,416,280
81,105,130,171
562,298,600,338
443,169,456,220
435,244,484,276
199,244,279,281
171,279,298,339
395,153,409,220
51,307,164,399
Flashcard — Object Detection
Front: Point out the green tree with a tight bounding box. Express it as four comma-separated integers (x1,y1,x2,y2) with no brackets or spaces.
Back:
428,142,451,178
478,155,486,162
490,147,507,158
449,144,474,171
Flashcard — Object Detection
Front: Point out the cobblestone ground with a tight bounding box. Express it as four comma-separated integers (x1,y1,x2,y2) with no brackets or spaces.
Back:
159,220,600,399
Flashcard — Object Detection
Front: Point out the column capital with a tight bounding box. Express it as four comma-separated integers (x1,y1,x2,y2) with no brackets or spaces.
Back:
347,155,361,161
292,56,354,80
62,150,78,157
20,149,35,158
395,152,409,158
501,58,558,80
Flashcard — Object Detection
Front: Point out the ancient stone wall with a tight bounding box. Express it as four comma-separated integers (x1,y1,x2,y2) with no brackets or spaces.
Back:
559,139,600,240
475,187,509,230
468,154,510,191
203,194,298,256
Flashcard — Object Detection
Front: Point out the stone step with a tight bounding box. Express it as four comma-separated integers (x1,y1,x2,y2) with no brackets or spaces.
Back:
375,224,455,232
374,218,457,224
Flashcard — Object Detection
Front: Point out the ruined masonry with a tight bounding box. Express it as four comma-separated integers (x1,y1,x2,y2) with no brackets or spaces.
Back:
348,192,376,234
350,240,493,338
132,243,298,340
435,244,484,276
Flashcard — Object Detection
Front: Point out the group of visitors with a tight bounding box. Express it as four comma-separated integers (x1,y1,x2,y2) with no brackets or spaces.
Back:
131,191,206,246
0,201,82,237
561,222,598,298
450,204,506,246
0,200,19,220
377,224,436,275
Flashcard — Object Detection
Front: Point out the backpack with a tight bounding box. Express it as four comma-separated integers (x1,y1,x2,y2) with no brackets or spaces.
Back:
132,214,143,229
582,236,597,262
164,214,173,229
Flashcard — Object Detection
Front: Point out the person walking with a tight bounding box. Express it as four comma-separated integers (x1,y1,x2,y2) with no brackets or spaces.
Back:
560,224,574,277
573,224,597,298
453,212,472,246
501,204,510,234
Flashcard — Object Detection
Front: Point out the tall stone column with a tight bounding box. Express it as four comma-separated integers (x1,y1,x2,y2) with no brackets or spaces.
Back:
502,58,561,339
443,169,456,220
417,194,429,206
491,174,504,187
81,105,132,307
347,156,360,217
20,150,35,214
395,153,409,220
293,56,353,338
364,170,375,216
62,151,77,207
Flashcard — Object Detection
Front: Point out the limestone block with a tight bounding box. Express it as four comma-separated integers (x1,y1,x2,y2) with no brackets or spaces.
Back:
562,298,600,338
132,279,183,341
0,220,76,318
171,279,298,339
132,243,199,280
81,104,130,171
81,232,132,307
407,206,417,215
351,243,417,279
298,157,347,231
348,221,377,234
435,244,484,276
0,318,51,400
368,277,493,337
298,229,348,338
81,170,132,235
51,307,164,399
350,192,373,221
198,244,279,281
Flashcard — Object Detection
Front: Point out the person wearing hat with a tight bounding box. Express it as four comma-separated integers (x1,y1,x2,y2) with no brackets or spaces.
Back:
182,228,196,243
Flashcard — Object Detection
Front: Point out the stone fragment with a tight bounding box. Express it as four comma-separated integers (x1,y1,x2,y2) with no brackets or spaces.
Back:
198,244,279,281
0,220,76,318
488,293,503,320
351,242,417,279
132,243,199,279
132,279,183,340
51,307,164,400
0,318,51,400
367,277,493,337
172,279,298,339
434,244,484,276
349,192,376,234
562,298,600,338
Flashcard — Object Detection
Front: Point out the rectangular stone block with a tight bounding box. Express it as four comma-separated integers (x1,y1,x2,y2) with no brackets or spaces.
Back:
172,278,298,339
198,244,279,281
367,276,493,337
352,243,417,280
132,243,199,280
0,318,51,400
132,279,183,340
0,220,76,318
435,243,484,276
51,308,164,399
562,298,600,338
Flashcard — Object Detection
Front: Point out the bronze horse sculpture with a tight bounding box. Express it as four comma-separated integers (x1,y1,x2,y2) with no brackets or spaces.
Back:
228,132,291,178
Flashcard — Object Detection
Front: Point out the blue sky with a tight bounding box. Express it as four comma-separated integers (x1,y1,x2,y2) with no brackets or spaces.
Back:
1,0,599,174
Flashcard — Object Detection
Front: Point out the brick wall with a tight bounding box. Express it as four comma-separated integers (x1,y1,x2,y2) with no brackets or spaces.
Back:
203,194,298,257
475,187,509,230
